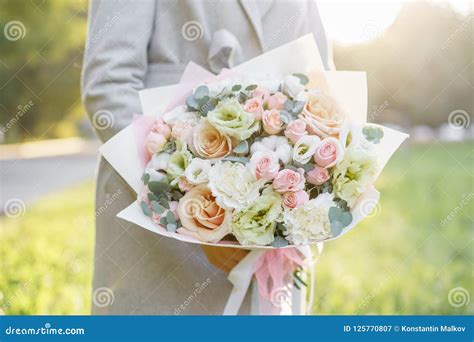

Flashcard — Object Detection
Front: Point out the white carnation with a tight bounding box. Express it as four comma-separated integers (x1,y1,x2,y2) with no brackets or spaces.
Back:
208,161,265,210
283,193,336,245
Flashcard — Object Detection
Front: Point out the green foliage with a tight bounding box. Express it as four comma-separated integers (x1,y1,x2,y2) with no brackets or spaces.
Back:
334,2,472,127
0,0,88,142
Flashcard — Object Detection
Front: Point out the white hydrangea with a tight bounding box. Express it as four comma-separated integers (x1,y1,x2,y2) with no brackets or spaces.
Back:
283,193,336,245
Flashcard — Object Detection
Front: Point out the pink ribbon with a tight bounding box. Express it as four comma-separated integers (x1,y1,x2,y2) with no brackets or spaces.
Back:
253,248,306,314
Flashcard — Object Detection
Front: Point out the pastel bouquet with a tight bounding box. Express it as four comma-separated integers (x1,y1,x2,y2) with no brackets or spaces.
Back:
100,35,408,315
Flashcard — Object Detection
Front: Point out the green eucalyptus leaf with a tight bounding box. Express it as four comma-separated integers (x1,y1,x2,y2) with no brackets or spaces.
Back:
158,196,170,209
363,126,384,144
232,84,242,92
233,140,249,154
291,101,306,115
141,173,151,185
166,211,176,224
140,201,152,217
186,95,199,110
271,236,289,248
284,100,294,112
147,192,158,202
148,181,171,195
159,217,168,226
245,84,257,91
292,73,309,85
328,206,352,237
151,201,165,214
166,223,177,232
194,85,209,99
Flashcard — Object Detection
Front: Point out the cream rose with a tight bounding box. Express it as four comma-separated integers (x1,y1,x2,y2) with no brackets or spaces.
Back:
262,109,284,135
192,119,232,159
177,185,231,243
300,91,345,138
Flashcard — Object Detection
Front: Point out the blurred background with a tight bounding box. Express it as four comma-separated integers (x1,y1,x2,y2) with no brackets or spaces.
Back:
0,0,472,315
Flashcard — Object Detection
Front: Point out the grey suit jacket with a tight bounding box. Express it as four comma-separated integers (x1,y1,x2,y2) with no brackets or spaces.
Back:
82,0,330,315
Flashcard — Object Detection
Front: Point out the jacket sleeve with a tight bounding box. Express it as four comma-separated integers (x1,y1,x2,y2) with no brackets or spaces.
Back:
81,0,156,142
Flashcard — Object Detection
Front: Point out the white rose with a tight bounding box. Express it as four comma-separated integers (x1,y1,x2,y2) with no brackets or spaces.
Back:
184,158,211,185
292,135,321,164
282,75,305,98
150,153,171,170
208,161,265,210
163,106,199,125
283,192,336,245
250,136,292,164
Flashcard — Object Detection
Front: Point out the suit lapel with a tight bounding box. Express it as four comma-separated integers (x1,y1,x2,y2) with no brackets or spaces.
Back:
239,0,264,49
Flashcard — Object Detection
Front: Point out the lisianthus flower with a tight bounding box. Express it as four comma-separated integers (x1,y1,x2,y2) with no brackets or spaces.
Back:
231,188,283,246
207,98,260,140
292,135,321,164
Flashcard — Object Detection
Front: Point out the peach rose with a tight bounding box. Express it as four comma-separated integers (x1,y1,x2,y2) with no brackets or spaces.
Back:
300,91,345,138
192,119,232,159
146,132,167,154
314,137,344,168
150,117,171,139
177,185,231,243
262,109,283,135
249,150,280,181
306,166,330,185
266,92,287,110
282,190,309,209
244,97,264,120
272,168,305,193
284,119,307,143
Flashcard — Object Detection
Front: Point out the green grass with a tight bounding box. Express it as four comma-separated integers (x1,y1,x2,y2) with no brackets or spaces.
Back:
0,142,472,315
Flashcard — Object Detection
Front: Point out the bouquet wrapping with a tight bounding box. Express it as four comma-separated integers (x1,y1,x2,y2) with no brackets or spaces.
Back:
100,34,408,315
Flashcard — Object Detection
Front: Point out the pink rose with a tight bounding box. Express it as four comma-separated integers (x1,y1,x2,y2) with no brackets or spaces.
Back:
306,166,330,185
314,137,344,168
252,87,270,102
146,132,167,154
244,97,264,120
272,168,305,193
249,150,280,181
284,119,307,143
282,190,309,209
262,109,283,135
171,120,196,146
151,118,171,139
266,92,287,110
151,201,179,225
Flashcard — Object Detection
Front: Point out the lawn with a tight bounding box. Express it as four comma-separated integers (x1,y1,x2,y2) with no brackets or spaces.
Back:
1,142,473,315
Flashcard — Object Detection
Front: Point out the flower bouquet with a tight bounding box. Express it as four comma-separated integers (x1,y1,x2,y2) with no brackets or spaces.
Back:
100,34,408,315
